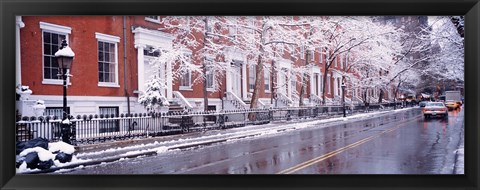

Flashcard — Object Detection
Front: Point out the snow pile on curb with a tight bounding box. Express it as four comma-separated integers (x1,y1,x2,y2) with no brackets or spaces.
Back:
16,139,76,173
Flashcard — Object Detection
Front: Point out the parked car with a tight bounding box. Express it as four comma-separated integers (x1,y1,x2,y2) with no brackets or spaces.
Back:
419,101,430,107
444,101,460,110
423,102,448,119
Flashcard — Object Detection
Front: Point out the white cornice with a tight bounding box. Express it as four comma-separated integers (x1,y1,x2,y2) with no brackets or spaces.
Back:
39,22,71,34
132,27,174,49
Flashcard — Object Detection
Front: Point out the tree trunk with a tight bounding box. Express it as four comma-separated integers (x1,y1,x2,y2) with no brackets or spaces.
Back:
250,55,264,109
378,89,384,103
271,61,276,106
321,68,329,105
249,55,264,121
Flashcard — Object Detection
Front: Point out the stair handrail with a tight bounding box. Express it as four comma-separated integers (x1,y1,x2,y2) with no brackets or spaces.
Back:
310,94,323,104
226,91,247,108
173,91,193,110
277,93,293,105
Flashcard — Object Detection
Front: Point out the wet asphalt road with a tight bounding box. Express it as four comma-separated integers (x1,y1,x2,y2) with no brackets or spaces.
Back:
62,107,464,174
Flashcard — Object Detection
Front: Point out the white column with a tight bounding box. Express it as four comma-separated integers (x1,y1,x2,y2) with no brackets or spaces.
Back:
16,16,25,87
166,61,173,99
226,66,231,93
136,45,145,92
333,77,338,97
242,62,247,100
309,71,314,96
287,70,292,98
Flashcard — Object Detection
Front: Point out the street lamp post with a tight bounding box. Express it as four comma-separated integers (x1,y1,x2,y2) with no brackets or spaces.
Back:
341,80,347,117
55,40,75,144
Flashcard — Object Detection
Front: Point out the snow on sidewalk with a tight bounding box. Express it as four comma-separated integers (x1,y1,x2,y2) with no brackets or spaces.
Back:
75,107,418,160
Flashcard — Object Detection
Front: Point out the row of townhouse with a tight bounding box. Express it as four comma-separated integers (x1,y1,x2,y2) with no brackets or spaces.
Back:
15,16,399,118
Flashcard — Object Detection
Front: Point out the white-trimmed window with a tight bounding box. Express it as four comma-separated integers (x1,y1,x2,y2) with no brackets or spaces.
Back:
180,71,192,90
145,16,161,23
319,47,323,64
229,18,238,40
290,71,296,93
248,65,256,92
180,54,193,90
319,74,323,93
300,45,305,59
40,22,71,85
99,106,119,133
264,66,270,93
326,48,330,64
327,74,331,95
96,32,120,87
205,58,215,90
344,53,349,69
309,49,315,62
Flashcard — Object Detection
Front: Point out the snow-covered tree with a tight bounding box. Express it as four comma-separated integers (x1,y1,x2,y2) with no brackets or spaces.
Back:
138,75,169,112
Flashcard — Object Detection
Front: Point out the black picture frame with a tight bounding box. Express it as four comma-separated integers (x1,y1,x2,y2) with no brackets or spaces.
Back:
1,0,478,189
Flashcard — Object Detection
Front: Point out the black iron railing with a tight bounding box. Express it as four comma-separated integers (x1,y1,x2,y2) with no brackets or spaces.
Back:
16,102,404,145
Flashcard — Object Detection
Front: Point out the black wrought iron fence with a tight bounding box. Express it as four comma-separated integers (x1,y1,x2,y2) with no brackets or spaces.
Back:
16,102,404,145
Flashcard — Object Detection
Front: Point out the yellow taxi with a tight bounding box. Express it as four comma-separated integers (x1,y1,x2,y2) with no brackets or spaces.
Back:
444,101,460,110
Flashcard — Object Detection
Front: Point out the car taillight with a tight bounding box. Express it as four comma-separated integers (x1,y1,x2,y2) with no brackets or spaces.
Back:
423,108,429,112
440,108,447,111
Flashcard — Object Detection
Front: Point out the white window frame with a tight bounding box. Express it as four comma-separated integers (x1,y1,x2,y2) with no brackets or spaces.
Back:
264,66,271,93
319,73,323,93
248,65,256,92
40,22,72,85
300,45,305,59
229,18,238,40
145,16,161,24
309,49,315,62
345,53,349,69
319,47,323,64
96,32,120,88
290,71,296,93
205,58,215,91
327,74,331,95
339,54,343,69
179,52,193,90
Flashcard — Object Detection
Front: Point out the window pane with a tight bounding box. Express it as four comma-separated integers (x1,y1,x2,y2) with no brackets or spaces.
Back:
52,33,58,45
52,58,58,68
105,43,110,52
44,44,51,55
110,43,115,54
98,42,103,52
52,68,59,79
44,56,50,67
110,52,115,62
52,46,59,56
110,71,115,82
98,62,103,71
104,52,110,62
44,68,51,79
99,72,104,82
104,72,109,82
43,32,50,43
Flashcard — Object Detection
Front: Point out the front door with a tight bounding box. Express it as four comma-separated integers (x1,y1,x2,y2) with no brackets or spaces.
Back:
231,61,242,97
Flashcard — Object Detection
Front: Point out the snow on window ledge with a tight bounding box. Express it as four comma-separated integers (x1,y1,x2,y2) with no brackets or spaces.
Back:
179,86,193,91
98,82,120,88
42,79,72,86
145,17,161,24
207,88,215,92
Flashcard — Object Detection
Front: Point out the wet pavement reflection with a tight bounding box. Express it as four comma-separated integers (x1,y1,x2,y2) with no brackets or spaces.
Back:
62,107,464,174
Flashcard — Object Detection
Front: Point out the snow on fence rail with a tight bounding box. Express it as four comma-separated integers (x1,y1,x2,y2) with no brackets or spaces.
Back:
16,102,404,145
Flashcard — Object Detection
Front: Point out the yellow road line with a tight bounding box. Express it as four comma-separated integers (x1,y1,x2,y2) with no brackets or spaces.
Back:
277,125,402,174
